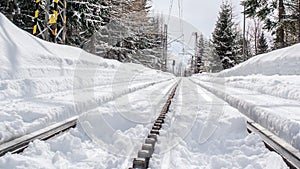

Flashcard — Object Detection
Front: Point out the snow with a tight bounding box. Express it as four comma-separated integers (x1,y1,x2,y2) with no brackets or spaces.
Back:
150,79,287,168
0,12,173,144
192,43,300,151
0,12,291,168
216,43,300,77
0,79,288,168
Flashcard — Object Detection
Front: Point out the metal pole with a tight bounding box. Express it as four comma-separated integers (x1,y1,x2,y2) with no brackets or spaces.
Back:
51,0,59,43
163,24,168,71
243,4,246,61
63,0,67,44
44,0,50,41
33,0,40,35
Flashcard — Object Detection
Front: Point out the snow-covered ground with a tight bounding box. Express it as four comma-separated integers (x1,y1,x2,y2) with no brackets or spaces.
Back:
151,79,287,168
0,13,173,144
0,12,293,168
0,78,288,168
192,43,300,151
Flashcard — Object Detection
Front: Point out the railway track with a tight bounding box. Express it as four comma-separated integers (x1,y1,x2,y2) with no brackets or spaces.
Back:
129,83,178,169
1,80,299,169
0,116,77,156
247,120,300,169
190,79,300,169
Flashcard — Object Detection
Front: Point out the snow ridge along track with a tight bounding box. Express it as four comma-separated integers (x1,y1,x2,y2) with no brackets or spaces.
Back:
0,116,77,156
130,83,178,169
0,79,175,157
189,78,300,169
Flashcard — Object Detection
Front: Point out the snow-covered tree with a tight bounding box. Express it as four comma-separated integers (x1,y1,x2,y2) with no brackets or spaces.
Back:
241,0,300,48
82,0,164,69
257,32,269,54
195,33,204,73
212,1,237,70
233,27,246,64
0,0,34,33
202,38,222,73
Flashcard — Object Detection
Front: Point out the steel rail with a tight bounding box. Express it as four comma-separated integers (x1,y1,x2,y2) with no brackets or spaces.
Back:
0,116,78,156
247,120,300,169
190,78,300,168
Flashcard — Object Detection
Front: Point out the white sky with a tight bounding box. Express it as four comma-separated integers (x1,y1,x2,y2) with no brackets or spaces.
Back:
151,0,243,37
150,0,244,73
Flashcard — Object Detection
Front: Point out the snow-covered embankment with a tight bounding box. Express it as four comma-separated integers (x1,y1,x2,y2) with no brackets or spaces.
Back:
192,44,300,150
0,13,173,144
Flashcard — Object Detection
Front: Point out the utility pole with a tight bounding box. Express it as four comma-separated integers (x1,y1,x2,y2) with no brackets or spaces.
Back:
193,32,199,74
33,0,67,44
243,4,246,61
44,0,50,41
162,24,168,71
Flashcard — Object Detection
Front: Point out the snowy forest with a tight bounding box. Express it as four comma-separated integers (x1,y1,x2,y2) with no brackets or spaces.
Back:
1,0,300,73
0,0,165,70
199,0,300,73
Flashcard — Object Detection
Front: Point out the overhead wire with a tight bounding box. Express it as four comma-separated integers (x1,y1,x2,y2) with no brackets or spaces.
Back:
167,0,174,25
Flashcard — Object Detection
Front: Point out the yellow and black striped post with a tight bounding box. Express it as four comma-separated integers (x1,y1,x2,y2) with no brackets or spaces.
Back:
32,0,66,44
63,0,67,43
50,0,59,42
33,0,40,35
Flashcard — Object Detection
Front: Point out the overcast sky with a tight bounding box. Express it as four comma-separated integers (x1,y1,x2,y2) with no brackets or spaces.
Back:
151,0,243,37
150,0,244,71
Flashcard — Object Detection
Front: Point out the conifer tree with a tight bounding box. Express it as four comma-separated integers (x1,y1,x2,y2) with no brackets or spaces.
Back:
196,33,204,73
212,1,237,70
0,0,34,33
257,32,269,54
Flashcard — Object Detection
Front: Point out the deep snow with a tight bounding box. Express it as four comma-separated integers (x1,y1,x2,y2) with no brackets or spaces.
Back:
0,12,173,144
192,43,300,151
0,12,293,168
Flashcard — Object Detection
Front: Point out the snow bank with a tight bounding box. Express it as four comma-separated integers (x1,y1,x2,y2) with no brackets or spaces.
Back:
217,43,300,76
196,75,300,102
191,78,300,150
192,44,300,151
0,74,177,168
0,13,173,144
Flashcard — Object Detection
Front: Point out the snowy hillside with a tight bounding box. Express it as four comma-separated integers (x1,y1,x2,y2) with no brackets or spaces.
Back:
193,44,300,151
0,13,173,144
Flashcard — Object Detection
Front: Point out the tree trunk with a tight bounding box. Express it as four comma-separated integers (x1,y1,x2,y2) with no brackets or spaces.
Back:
298,0,300,42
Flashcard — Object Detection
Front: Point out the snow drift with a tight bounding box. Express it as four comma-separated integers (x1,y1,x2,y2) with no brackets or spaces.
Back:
217,44,300,77
193,43,300,150
0,13,173,144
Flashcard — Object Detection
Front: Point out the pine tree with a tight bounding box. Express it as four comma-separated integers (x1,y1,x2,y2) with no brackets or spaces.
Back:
233,27,245,64
257,32,269,54
196,33,204,73
206,39,223,73
67,0,109,46
0,0,34,33
212,1,236,70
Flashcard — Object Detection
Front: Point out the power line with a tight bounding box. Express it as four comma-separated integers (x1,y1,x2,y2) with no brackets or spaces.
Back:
167,0,174,24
